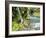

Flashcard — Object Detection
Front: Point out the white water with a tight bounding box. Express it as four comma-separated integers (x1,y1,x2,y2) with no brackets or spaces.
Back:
17,7,40,30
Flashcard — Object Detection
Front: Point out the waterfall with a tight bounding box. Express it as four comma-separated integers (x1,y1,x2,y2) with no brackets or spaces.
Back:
17,7,23,24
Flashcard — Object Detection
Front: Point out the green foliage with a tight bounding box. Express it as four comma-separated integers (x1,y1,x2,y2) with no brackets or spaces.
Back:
12,21,25,31
12,7,40,31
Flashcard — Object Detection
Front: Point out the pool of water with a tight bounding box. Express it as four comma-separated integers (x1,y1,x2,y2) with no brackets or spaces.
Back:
23,16,40,30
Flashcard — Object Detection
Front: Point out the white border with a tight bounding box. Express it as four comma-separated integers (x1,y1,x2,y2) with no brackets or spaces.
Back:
9,4,43,35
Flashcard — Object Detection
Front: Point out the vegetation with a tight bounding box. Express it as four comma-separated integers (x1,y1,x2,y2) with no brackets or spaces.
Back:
12,7,40,31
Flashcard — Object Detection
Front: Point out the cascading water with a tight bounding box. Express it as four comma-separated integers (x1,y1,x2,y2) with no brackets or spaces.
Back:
17,7,23,24
17,7,40,30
